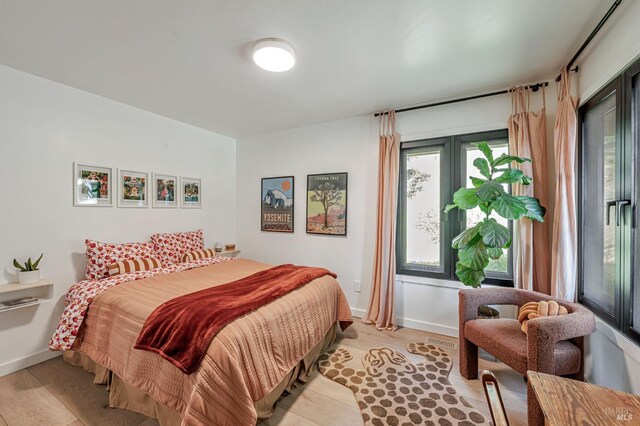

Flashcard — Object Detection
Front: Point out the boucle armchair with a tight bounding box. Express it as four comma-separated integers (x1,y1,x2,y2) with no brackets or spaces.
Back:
459,287,595,426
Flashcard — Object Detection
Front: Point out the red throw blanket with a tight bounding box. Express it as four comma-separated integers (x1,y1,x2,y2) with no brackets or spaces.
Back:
135,264,341,374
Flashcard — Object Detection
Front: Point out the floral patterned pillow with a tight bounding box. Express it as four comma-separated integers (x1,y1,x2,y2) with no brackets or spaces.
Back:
150,229,205,265
85,239,157,280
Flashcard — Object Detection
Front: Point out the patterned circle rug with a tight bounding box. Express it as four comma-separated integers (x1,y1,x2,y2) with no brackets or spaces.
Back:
318,343,489,426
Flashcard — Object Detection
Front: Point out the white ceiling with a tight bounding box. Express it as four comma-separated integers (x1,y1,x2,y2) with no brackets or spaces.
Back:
0,0,609,138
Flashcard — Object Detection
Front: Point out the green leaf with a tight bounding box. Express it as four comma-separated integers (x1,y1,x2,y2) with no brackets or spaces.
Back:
521,175,532,185
13,259,27,272
476,181,504,202
32,253,43,270
492,154,531,167
495,168,525,184
455,263,485,287
453,187,479,210
479,202,491,215
476,142,494,164
443,204,458,213
470,177,486,188
503,238,512,249
479,218,511,248
452,223,482,249
473,158,491,179
492,192,527,220
26,258,33,271
458,241,490,270
516,196,546,222
486,247,504,260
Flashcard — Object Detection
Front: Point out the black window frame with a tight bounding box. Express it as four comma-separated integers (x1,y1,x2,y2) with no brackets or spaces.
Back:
397,129,514,287
578,55,640,345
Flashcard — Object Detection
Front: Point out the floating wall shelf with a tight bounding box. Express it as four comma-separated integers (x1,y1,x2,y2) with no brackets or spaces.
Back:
0,280,54,313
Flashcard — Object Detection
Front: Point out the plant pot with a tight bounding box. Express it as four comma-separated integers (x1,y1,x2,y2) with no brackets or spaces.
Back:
18,270,40,284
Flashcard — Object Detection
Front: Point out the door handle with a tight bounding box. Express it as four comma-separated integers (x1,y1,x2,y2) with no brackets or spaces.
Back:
606,200,630,226
616,200,630,226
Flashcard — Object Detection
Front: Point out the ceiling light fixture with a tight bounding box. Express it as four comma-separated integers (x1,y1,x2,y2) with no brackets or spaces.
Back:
252,38,296,72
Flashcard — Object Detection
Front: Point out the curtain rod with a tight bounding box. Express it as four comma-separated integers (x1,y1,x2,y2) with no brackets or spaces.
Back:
373,81,548,117
556,0,623,82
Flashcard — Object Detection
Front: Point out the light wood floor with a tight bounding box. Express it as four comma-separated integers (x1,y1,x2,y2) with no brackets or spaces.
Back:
0,320,528,425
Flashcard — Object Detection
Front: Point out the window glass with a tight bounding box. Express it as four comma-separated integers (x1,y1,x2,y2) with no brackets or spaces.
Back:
404,147,442,272
582,91,617,315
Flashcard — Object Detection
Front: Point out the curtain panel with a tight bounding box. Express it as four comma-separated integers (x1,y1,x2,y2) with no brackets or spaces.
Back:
363,110,399,331
507,87,551,294
551,69,579,301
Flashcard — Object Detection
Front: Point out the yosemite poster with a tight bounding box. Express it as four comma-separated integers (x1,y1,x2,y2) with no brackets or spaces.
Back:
261,176,294,232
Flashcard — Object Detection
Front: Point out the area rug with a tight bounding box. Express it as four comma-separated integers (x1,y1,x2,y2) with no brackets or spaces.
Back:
318,343,489,426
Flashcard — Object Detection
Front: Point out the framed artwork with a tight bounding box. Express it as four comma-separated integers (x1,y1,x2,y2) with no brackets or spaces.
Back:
118,169,149,208
152,173,178,208
306,172,348,236
261,176,294,232
181,177,202,208
73,163,113,207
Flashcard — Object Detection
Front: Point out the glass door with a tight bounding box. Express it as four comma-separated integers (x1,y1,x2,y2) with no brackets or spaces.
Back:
579,79,628,326
625,64,640,339
579,56,640,344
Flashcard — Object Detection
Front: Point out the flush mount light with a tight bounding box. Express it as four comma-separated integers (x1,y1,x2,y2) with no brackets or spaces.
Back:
252,38,296,72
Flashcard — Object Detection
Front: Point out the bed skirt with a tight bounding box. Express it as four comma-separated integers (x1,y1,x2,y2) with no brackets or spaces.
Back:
63,322,338,425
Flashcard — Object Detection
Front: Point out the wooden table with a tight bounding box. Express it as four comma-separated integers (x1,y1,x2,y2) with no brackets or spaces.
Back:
528,371,640,425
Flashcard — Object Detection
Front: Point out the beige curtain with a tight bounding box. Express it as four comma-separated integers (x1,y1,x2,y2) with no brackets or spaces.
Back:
363,110,399,331
551,69,579,301
507,87,551,294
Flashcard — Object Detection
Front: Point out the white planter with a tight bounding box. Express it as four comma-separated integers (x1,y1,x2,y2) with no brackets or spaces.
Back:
18,270,40,284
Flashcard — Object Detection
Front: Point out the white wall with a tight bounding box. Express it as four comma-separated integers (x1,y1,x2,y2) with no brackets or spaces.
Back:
575,0,640,394
237,89,557,336
236,116,378,313
0,65,236,376
577,0,640,103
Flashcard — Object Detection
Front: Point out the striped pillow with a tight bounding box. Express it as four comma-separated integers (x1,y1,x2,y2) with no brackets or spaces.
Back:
108,258,163,277
181,248,216,263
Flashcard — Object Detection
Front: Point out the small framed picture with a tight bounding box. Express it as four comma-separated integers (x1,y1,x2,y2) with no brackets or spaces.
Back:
306,172,348,236
73,163,113,207
152,173,178,208
118,169,149,208
181,177,202,208
261,176,294,232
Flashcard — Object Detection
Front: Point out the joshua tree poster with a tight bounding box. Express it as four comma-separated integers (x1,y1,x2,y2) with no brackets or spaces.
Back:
306,172,347,236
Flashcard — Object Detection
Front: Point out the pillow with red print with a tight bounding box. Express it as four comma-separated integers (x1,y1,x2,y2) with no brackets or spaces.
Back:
150,229,204,265
85,239,157,280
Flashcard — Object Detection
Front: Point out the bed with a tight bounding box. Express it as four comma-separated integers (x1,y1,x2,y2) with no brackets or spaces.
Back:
50,257,352,425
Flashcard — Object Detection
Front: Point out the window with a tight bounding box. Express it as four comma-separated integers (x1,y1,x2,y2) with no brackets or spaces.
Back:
578,56,640,344
397,129,513,286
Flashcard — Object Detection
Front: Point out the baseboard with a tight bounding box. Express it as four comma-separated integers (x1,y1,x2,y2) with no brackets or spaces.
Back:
350,307,458,337
350,307,366,318
0,349,61,377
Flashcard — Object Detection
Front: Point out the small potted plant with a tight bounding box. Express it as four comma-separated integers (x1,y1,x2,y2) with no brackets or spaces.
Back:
13,254,43,284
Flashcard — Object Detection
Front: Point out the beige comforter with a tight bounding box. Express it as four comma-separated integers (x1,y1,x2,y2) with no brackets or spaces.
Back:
73,259,352,425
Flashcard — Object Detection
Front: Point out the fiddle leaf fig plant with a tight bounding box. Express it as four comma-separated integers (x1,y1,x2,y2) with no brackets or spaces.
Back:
444,142,546,287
